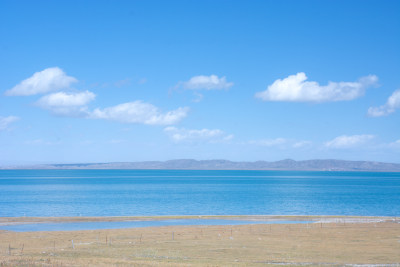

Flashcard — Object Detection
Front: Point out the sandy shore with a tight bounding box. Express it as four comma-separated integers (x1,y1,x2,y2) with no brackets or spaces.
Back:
1,216,400,266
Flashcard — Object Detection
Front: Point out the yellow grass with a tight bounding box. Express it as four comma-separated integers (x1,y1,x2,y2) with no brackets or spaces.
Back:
0,217,399,266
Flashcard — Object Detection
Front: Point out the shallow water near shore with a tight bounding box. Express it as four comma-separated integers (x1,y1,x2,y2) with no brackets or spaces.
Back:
1,169,400,217
0,219,312,232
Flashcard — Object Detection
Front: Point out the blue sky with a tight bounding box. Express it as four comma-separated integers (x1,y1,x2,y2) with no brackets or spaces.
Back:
1,0,399,164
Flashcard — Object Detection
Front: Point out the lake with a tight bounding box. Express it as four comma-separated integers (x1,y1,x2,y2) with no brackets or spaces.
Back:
0,169,399,217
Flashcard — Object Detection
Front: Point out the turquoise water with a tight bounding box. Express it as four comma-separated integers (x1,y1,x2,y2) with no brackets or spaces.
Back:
0,170,399,217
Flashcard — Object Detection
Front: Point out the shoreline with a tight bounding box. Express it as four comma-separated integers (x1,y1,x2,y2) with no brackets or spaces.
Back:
1,215,397,227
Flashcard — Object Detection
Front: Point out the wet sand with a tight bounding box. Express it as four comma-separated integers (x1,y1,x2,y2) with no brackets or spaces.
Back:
1,216,400,266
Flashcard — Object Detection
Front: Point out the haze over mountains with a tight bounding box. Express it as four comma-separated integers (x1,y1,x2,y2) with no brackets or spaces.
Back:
3,159,400,172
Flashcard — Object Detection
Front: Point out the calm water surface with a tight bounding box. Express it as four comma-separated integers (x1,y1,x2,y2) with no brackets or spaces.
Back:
0,170,399,217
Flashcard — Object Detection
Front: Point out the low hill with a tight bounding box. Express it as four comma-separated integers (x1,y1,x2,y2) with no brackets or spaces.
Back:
3,159,400,172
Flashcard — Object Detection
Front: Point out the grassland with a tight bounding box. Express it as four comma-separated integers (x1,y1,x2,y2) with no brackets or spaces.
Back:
0,216,399,266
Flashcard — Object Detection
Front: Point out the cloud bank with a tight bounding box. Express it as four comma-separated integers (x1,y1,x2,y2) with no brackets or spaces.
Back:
255,72,378,102
5,67,78,96
177,75,233,90
6,67,189,126
91,101,189,125
368,89,400,117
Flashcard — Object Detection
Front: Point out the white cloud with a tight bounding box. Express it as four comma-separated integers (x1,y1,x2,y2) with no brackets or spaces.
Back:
248,138,287,147
114,78,131,88
37,91,95,107
246,138,311,149
389,139,400,148
0,116,19,131
110,139,125,144
164,126,233,142
5,67,188,126
25,139,61,145
255,72,378,102
177,75,234,90
368,89,400,117
90,101,189,125
5,67,78,96
36,91,96,117
293,141,312,148
191,92,203,103
81,140,96,145
325,134,374,149
138,78,147,84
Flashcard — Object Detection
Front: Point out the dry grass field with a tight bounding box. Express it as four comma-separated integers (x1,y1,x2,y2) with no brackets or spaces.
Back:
0,217,400,266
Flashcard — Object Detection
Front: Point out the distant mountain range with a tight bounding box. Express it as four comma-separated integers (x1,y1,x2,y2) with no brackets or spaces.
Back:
2,159,400,172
